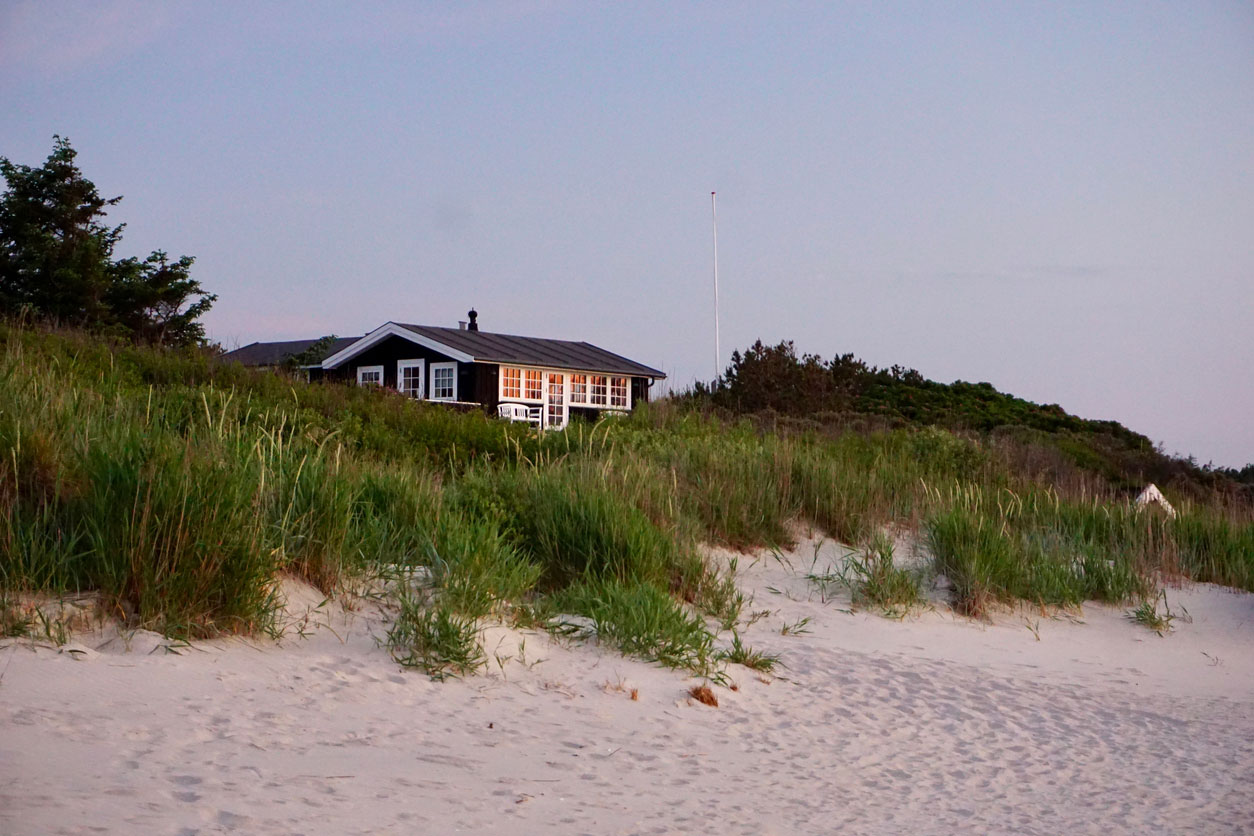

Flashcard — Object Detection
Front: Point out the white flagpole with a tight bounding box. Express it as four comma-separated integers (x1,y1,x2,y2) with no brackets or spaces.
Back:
711,191,721,381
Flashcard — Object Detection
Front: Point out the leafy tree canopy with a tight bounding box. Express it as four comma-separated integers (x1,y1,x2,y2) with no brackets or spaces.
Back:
284,335,340,369
0,136,215,346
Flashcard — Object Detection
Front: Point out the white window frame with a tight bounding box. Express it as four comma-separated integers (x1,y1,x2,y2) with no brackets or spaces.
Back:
357,365,384,386
500,365,544,403
609,376,630,410
544,371,568,430
501,366,523,400
570,373,588,405
498,365,635,411
523,368,543,401
397,359,425,398
589,374,608,406
430,361,457,401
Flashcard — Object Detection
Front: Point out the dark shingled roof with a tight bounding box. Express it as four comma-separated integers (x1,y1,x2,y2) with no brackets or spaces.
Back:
221,324,666,379
220,336,361,367
395,324,666,379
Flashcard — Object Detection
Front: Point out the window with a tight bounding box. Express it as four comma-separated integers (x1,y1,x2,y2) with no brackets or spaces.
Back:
524,369,543,400
397,360,424,398
501,367,521,399
590,375,607,405
570,373,588,405
357,365,383,386
500,366,542,402
431,362,457,401
610,377,629,409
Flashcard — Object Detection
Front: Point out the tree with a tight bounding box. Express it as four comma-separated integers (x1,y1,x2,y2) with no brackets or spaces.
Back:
0,136,215,346
284,335,340,369
107,251,214,346
717,340,835,414
0,136,122,324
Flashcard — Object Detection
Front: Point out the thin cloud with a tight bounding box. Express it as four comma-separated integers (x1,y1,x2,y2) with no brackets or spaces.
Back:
255,0,574,50
0,0,173,76
937,265,1113,282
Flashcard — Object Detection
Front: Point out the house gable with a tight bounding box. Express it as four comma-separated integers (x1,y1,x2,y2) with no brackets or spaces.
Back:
321,322,474,369
321,334,474,397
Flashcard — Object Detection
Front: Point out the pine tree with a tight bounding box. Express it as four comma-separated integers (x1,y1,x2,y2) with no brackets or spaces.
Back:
0,136,122,325
0,136,215,346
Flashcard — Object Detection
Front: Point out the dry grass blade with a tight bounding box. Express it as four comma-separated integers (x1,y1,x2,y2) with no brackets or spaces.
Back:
688,683,718,707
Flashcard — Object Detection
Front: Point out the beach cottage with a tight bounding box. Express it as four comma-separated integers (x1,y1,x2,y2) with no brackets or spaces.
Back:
222,310,666,430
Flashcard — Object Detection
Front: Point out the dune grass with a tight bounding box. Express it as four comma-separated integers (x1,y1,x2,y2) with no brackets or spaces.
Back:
924,486,1167,617
843,532,924,615
387,599,486,679
2,322,1252,674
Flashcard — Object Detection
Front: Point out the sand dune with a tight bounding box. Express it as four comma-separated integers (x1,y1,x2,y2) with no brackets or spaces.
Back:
2,536,1252,835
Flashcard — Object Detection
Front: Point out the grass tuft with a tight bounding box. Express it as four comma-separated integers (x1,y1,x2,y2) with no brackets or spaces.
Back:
716,631,780,672
387,599,486,680
844,532,923,615
1126,590,1178,636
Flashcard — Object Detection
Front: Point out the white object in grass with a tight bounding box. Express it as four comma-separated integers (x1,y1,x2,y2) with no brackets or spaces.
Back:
1134,483,1176,518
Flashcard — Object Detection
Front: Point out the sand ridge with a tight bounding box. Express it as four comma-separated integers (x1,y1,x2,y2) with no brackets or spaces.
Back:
2,536,1252,835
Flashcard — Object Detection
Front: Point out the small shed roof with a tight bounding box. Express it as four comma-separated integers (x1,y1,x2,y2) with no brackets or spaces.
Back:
220,337,361,367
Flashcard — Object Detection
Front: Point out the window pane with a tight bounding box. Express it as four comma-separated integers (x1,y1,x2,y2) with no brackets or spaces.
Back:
524,369,542,400
590,375,606,405
433,366,454,399
610,377,628,408
502,367,521,399
399,364,423,397
570,373,587,404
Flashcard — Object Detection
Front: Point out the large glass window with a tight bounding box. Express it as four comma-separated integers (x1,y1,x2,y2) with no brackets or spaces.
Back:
610,377,629,408
500,366,632,410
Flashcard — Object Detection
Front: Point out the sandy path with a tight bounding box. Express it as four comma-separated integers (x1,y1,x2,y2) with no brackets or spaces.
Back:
3,538,1252,835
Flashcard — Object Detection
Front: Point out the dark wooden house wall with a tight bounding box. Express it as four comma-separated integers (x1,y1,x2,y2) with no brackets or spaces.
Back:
322,335,471,395
473,363,499,409
632,377,651,406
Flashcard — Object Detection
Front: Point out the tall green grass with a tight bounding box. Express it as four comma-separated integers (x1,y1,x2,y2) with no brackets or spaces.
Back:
2,322,1251,669
926,487,1156,616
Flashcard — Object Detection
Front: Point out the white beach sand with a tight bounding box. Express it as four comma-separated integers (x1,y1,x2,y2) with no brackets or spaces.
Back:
3,535,1252,835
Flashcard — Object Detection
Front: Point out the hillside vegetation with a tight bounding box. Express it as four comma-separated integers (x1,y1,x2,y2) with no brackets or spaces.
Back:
691,339,1253,497
2,324,1251,677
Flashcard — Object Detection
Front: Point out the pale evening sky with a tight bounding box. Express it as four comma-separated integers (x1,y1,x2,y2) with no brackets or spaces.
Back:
2,1,1252,466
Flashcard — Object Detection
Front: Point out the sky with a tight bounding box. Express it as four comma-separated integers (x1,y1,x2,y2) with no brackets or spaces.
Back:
3,1,1252,467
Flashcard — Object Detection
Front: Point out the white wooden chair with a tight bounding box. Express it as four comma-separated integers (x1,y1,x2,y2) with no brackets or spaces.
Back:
498,403,542,426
